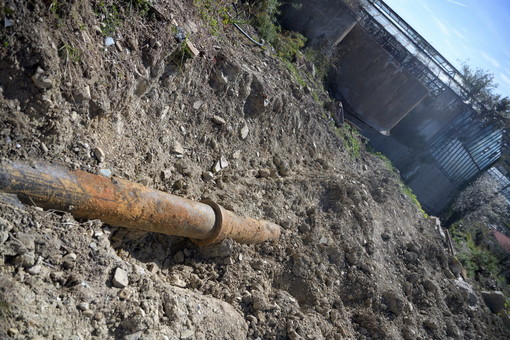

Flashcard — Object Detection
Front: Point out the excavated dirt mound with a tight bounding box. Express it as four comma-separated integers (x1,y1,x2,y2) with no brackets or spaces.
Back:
0,0,509,339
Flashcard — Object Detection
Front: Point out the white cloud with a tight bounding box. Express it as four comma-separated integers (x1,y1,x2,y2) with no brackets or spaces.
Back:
452,29,469,43
481,52,501,68
433,17,451,37
500,72,510,86
445,0,467,7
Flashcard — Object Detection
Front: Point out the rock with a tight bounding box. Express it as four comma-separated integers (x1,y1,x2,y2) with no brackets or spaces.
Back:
27,264,42,275
32,67,53,89
93,147,106,163
220,156,229,169
173,251,185,263
172,141,184,155
161,169,173,180
40,142,49,153
14,252,35,267
193,100,202,110
124,332,143,340
94,312,104,321
83,310,94,318
199,239,234,258
202,171,214,181
186,40,200,57
252,291,271,311
16,232,35,250
134,78,150,97
212,160,222,173
98,169,112,177
0,217,14,245
258,169,271,178
7,328,18,336
118,288,132,300
78,302,89,311
381,233,391,241
112,267,129,288
482,291,506,314
240,125,249,140
212,115,226,125
169,274,187,288
181,329,195,339
232,150,241,159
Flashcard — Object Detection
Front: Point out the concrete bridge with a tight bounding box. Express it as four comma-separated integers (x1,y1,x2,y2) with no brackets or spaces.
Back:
281,0,502,214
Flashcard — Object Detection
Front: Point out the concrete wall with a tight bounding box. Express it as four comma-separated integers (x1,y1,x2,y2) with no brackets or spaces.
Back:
392,88,467,147
330,25,429,133
280,0,358,48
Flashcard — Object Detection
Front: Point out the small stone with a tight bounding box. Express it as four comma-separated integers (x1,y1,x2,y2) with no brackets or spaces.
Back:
192,100,202,110
173,251,185,263
112,267,129,288
7,328,18,336
16,232,35,250
220,156,229,169
172,141,184,155
381,233,391,241
83,309,94,318
181,329,195,339
212,161,222,173
98,169,112,177
258,169,271,178
41,142,49,153
94,312,104,321
186,40,200,57
78,302,89,311
240,125,249,140
174,179,185,190
169,274,186,288
482,291,506,314
32,67,53,89
14,252,35,268
93,147,106,163
118,288,132,300
212,115,226,125
161,169,172,180
202,171,214,181
147,263,158,273
232,150,241,159
27,264,41,275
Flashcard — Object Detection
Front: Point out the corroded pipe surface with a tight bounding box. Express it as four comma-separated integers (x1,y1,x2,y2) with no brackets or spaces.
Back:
0,161,281,245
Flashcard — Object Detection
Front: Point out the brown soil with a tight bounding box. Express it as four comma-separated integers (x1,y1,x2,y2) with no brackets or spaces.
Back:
0,0,509,339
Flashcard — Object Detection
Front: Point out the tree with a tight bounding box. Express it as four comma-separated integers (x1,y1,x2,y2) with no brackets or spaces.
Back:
460,63,510,128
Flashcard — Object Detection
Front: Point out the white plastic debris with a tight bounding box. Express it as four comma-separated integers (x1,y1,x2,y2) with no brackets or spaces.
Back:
104,37,115,46
4,18,14,28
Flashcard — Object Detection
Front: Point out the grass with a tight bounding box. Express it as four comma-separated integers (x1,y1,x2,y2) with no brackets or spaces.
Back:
59,44,81,63
193,0,232,36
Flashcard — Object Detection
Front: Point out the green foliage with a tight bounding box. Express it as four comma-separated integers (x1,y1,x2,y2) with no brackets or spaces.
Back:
400,184,428,218
250,0,306,61
95,1,121,35
193,0,233,35
303,47,332,80
126,0,151,16
451,223,502,279
333,123,362,159
461,63,510,128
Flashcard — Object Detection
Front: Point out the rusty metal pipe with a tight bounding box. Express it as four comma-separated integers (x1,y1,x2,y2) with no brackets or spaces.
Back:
0,161,281,245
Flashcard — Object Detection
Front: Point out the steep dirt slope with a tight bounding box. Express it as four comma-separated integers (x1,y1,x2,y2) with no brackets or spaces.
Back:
0,0,508,339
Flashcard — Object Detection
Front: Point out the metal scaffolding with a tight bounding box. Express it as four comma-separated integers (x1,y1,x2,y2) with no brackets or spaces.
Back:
357,0,470,99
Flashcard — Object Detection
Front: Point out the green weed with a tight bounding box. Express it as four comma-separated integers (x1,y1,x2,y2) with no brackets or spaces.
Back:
95,1,121,36
193,0,232,36
59,44,81,63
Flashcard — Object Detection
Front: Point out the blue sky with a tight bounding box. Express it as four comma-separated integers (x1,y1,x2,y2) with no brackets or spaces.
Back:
383,0,510,98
